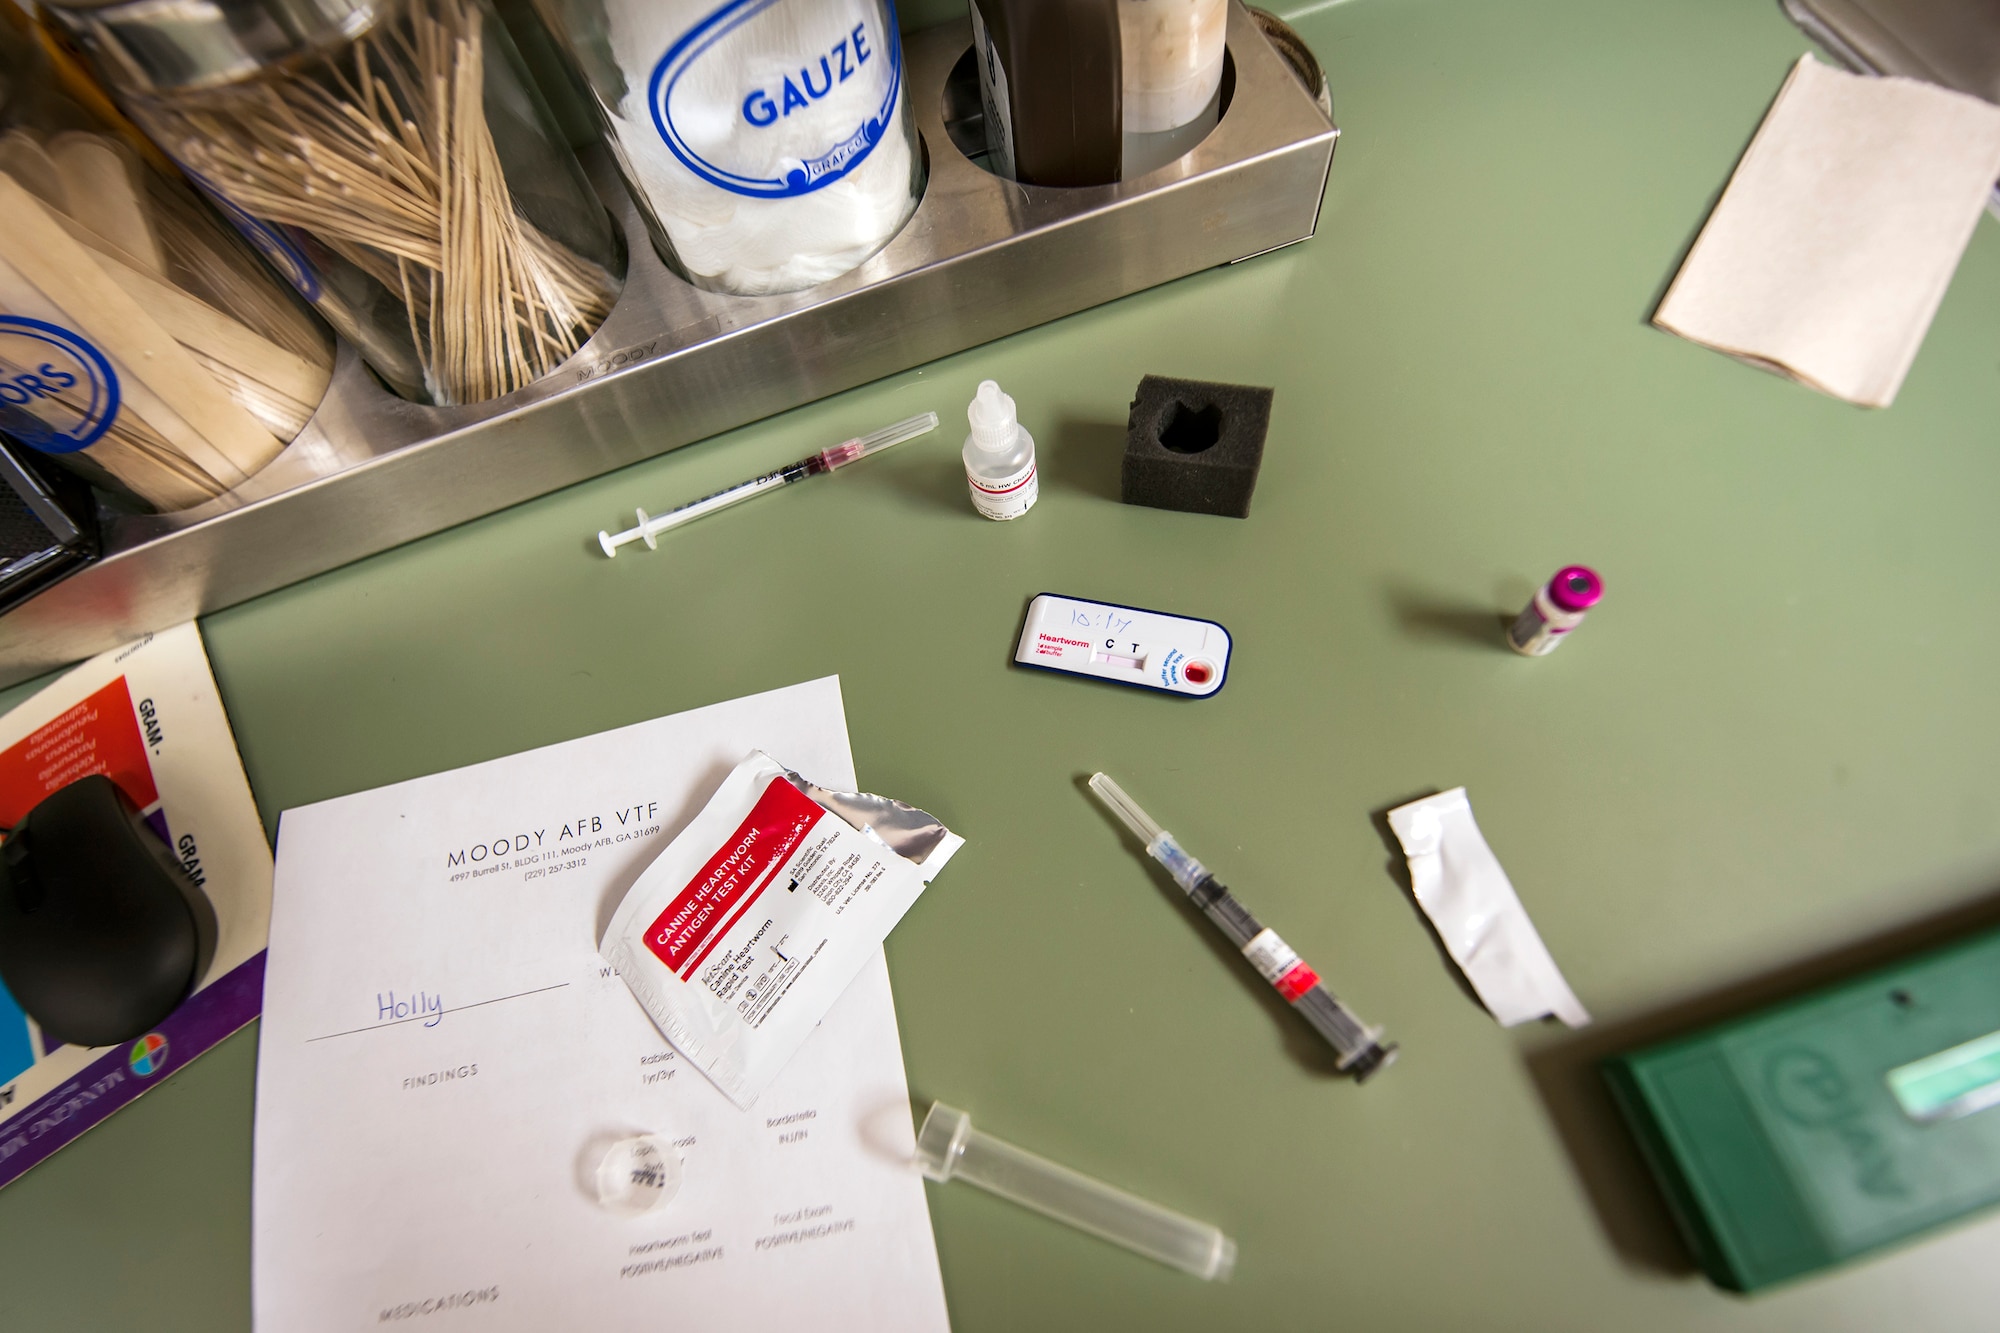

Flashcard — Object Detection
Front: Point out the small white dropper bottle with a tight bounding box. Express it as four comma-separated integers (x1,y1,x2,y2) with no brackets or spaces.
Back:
962,379,1038,520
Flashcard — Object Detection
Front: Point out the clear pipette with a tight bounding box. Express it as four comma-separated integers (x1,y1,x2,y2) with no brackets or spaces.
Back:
1089,773,1397,1080
598,411,939,557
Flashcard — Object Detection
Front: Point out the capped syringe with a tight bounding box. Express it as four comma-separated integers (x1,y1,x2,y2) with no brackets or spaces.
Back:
599,411,939,556
1089,773,1396,1081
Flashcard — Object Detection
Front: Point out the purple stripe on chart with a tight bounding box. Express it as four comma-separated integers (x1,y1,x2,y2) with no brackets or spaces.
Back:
0,951,266,1191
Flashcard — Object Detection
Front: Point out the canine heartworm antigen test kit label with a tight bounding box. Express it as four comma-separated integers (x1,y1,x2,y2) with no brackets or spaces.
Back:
603,751,960,1107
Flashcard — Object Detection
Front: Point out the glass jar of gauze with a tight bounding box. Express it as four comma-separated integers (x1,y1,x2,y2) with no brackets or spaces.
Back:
539,0,922,296
1120,0,1226,178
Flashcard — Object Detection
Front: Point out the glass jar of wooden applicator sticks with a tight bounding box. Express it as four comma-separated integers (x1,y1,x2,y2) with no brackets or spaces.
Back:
0,12,335,511
46,0,626,408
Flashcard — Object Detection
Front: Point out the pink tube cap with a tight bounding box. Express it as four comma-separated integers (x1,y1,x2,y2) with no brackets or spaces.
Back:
1547,565,1603,612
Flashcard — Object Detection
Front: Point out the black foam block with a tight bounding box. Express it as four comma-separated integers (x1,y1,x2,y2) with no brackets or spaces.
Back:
1121,375,1273,518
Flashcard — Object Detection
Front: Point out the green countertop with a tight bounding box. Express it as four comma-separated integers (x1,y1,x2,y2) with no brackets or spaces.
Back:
7,0,2000,1326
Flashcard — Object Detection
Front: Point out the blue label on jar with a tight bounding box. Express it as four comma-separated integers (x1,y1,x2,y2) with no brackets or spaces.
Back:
189,174,323,302
649,0,904,198
0,316,120,454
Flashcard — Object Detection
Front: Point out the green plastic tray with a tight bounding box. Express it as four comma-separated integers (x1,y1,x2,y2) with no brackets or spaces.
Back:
1603,928,2000,1291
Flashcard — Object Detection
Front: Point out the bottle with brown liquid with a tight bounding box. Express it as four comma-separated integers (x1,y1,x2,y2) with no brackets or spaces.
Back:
969,0,1122,187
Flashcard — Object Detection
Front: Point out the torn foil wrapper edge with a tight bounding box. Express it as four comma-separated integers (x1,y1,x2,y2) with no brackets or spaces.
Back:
1386,788,1590,1029
787,766,959,873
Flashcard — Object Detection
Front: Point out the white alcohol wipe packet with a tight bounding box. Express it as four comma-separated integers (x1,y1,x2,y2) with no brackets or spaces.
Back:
603,751,962,1107
1385,788,1590,1029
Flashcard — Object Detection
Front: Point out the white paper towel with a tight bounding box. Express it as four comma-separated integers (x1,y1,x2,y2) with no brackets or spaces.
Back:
1654,55,2000,407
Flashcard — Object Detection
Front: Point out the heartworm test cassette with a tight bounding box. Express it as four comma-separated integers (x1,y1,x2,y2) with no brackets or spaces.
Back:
1013,593,1231,698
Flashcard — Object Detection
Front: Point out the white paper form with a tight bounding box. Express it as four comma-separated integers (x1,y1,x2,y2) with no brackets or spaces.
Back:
253,678,950,1332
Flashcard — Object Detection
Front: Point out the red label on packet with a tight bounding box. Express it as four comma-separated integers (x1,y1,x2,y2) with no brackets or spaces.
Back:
0,677,158,824
643,777,823,978
603,750,964,1107
1274,963,1319,1003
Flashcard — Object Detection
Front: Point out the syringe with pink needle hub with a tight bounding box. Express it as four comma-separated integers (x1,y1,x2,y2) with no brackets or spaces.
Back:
598,411,938,557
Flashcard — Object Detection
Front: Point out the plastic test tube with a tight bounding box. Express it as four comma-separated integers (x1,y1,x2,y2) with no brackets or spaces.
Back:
915,1101,1237,1281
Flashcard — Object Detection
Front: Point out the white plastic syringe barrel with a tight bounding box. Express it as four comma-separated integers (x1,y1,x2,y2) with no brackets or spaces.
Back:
915,1102,1236,1281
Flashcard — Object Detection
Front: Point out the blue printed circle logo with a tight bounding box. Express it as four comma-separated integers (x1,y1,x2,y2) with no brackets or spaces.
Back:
189,176,322,301
649,0,904,198
232,214,320,302
0,316,119,455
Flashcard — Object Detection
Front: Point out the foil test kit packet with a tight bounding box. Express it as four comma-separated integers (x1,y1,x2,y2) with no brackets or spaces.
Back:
602,751,962,1107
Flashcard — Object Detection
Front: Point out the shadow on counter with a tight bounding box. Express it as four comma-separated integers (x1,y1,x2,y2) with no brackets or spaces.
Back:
1385,586,1510,652
1523,883,2000,1278
1044,418,1125,504
1384,576,1539,652
884,435,976,513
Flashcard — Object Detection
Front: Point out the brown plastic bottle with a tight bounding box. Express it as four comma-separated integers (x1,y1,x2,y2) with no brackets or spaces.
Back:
969,0,1122,187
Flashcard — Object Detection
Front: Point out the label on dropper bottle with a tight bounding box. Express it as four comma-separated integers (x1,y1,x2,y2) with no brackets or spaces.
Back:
967,459,1037,519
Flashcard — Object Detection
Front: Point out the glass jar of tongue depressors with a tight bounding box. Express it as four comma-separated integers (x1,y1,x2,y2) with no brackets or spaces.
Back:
532,0,922,296
47,0,625,407
0,13,334,509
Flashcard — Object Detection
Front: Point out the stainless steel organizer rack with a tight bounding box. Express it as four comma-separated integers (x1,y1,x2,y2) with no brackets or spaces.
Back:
0,3,1336,687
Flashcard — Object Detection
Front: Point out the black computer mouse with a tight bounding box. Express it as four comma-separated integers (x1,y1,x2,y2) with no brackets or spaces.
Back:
0,774,216,1048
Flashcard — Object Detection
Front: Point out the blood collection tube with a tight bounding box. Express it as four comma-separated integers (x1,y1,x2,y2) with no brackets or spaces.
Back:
1507,565,1602,656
